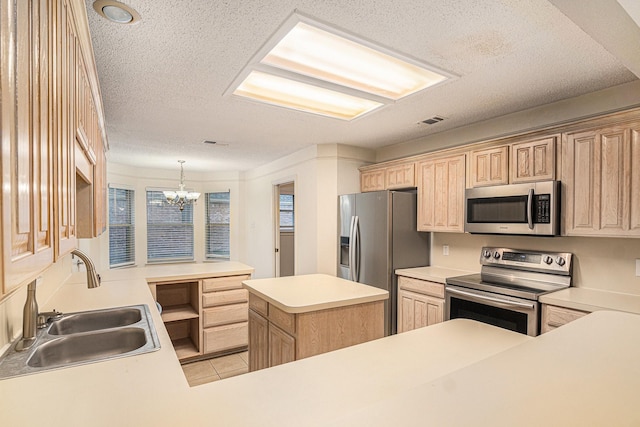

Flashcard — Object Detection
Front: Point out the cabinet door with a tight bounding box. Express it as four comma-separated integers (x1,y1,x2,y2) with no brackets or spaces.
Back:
360,169,385,192
398,289,444,333
248,309,269,372
53,0,78,258
541,304,588,334
1,0,55,294
417,154,466,232
385,163,415,189
268,323,295,367
469,146,508,187
563,123,640,236
510,137,556,183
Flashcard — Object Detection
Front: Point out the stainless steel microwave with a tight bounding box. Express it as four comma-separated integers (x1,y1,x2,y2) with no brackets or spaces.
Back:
464,180,561,236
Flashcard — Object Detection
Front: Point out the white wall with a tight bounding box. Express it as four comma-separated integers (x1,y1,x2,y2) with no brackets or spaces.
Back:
241,144,374,279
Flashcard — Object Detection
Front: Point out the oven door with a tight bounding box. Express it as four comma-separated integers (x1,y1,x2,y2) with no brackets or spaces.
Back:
445,285,539,336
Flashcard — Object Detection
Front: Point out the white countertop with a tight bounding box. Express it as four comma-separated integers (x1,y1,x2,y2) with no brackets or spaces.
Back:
242,273,389,313
540,287,640,314
395,266,475,284
3,268,640,426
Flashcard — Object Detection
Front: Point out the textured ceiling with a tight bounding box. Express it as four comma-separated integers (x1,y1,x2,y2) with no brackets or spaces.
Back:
85,0,639,172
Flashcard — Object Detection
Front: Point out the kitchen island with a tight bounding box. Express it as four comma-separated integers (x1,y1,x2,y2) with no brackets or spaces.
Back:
2,270,640,426
242,274,388,370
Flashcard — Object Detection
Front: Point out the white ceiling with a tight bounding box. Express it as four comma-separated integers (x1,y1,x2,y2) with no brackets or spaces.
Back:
85,0,640,172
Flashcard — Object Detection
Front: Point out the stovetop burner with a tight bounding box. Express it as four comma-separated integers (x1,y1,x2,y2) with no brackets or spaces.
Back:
446,247,573,301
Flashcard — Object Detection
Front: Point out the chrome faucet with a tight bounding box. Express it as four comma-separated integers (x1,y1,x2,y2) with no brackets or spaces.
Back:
15,250,100,351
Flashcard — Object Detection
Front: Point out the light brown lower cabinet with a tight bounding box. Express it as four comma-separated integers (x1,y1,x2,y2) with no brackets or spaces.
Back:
397,276,445,333
248,293,384,372
149,273,251,362
540,304,589,334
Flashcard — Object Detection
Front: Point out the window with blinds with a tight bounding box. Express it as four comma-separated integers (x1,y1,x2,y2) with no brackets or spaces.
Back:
205,192,230,260
279,194,294,231
146,190,194,263
109,187,135,268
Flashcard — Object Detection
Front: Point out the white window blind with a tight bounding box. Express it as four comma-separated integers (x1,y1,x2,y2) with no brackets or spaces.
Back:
109,187,135,268
279,194,294,231
205,192,230,260
146,190,194,263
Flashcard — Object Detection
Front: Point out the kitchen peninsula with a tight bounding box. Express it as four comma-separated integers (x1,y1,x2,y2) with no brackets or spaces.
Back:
243,274,388,370
2,268,640,425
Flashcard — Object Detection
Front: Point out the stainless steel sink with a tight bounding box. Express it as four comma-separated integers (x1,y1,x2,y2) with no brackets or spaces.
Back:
28,328,148,368
48,307,142,335
0,304,161,379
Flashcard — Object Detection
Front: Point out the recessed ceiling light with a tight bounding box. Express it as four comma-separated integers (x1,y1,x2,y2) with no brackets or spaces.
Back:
93,1,140,24
235,71,383,120
227,12,455,120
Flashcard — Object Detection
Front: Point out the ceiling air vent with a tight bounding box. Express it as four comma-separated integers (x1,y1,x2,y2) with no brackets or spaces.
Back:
420,116,445,125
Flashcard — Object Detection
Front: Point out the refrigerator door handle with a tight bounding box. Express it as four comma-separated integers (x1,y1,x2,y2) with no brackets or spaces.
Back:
349,216,356,281
354,215,361,282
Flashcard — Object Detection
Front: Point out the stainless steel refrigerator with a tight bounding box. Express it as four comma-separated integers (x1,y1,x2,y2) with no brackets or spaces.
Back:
337,190,430,335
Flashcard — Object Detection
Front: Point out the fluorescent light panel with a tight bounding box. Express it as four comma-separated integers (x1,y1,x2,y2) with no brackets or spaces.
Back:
232,16,451,120
262,22,447,100
235,71,383,120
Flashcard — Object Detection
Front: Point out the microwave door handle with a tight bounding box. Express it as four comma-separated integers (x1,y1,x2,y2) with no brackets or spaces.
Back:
527,188,534,230
446,287,535,309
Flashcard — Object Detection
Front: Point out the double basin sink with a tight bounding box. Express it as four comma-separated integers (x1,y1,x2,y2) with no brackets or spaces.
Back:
0,304,161,379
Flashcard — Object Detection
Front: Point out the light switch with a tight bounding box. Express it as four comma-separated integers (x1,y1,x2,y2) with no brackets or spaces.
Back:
636,259,640,277
443,245,449,256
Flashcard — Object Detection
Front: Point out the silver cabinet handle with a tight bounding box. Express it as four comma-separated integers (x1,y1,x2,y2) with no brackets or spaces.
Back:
446,287,535,309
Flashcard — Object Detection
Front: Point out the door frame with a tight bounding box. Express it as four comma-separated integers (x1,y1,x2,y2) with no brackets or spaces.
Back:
273,177,296,277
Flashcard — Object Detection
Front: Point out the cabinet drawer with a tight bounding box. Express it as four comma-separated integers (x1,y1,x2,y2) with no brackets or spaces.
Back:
202,289,248,308
203,303,248,328
203,322,248,354
542,304,588,331
249,293,268,317
202,275,250,292
397,276,444,298
268,304,296,335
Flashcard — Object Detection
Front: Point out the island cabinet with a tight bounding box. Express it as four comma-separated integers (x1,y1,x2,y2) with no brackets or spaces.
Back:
416,154,466,232
244,274,387,372
562,122,640,237
149,273,251,362
540,304,589,334
397,276,445,333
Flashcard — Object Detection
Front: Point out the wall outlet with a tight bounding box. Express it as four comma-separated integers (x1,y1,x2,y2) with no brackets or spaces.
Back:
35,276,43,287
443,245,449,256
636,259,640,277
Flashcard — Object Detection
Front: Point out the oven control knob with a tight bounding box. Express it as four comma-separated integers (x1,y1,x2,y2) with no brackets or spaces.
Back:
555,257,566,266
483,249,492,258
543,255,553,265
493,251,501,259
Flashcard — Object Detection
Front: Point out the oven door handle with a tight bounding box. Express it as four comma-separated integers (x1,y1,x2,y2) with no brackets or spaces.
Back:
446,287,535,309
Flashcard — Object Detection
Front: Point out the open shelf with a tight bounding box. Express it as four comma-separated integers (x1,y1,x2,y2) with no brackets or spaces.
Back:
172,338,200,360
161,304,199,322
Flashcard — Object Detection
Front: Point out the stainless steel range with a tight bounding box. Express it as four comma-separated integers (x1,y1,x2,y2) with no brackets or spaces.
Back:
445,247,573,336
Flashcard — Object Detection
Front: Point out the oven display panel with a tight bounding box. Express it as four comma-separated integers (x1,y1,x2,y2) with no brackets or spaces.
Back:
502,252,541,264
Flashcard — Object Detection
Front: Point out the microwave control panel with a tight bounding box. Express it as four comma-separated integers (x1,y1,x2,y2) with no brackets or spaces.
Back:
534,194,551,223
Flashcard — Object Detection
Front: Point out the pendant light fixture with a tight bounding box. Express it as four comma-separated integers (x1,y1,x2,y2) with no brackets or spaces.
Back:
163,161,200,210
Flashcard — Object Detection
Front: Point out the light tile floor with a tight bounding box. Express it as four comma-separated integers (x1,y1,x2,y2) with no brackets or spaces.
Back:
182,351,248,387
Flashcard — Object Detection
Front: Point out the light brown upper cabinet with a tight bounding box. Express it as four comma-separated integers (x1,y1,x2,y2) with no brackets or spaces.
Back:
1,0,106,298
563,122,640,237
360,162,415,192
417,154,466,232
510,137,556,183
360,169,385,192
385,162,415,189
469,146,509,187
1,0,55,295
